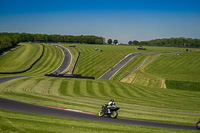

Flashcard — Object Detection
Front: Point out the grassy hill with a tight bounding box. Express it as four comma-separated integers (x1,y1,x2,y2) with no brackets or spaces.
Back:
60,44,189,78
145,52,200,82
0,43,64,76
0,76,199,126
0,43,42,72
146,52,200,91
73,44,136,78
121,51,200,90
0,43,200,132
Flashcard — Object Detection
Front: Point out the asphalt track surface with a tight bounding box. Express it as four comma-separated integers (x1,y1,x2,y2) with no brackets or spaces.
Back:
100,53,141,79
51,45,72,73
0,77,197,131
99,52,175,80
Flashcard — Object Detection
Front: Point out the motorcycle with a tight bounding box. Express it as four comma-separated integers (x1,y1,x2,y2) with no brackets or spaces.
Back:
98,104,120,118
196,118,200,130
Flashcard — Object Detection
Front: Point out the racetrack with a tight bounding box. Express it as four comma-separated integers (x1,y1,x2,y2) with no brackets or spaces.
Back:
0,76,197,131
51,45,72,73
100,53,141,79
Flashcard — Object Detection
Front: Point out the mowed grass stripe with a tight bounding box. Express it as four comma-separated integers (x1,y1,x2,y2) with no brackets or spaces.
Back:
33,80,52,94
29,44,61,74
76,52,126,77
24,79,39,93
74,44,136,78
35,44,58,73
46,45,64,73
79,80,89,96
98,82,107,96
103,81,121,97
14,79,37,93
0,76,200,125
0,43,42,72
145,52,200,81
116,83,134,97
126,84,148,98
49,79,62,95
92,81,102,97
59,80,69,96
107,82,126,97
1,78,28,93
86,80,95,96
133,84,165,99
73,80,81,95
75,52,106,75
22,44,63,75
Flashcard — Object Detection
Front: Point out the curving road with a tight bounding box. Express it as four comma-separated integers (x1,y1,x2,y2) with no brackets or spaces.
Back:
0,76,197,131
51,45,72,74
100,53,141,79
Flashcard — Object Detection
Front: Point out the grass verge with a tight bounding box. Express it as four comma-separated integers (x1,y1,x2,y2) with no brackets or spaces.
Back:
0,109,197,133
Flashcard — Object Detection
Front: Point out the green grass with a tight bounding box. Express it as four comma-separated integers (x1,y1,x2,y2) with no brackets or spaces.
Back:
145,52,200,82
111,54,149,81
166,80,200,91
0,76,199,125
0,43,42,72
117,54,165,89
74,44,136,78
1,43,200,132
0,43,64,76
64,44,191,78
120,51,200,89
1,109,196,133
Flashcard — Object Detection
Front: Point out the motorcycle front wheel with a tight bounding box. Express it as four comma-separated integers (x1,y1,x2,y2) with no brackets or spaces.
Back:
99,111,104,117
111,111,118,118
196,121,200,130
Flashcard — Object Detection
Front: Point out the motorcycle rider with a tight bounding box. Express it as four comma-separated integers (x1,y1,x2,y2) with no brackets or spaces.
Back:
107,99,116,114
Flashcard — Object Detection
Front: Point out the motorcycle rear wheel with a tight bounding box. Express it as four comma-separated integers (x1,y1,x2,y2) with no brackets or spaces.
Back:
196,121,200,130
99,111,104,117
111,111,118,118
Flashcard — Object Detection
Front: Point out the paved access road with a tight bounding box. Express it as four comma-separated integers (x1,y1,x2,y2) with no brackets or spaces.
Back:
0,76,197,131
100,53,141,79
51,45,72,73
99,52,176,80
0,76,25,84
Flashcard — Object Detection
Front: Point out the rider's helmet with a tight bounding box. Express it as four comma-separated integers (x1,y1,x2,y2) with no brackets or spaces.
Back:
110,99,114,102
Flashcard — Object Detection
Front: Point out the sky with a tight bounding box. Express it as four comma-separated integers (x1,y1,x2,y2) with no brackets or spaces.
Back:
0,0,200,43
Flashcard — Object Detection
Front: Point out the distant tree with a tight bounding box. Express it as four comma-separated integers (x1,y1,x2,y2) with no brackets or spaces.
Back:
113,39,118,45
95,38,103,44
132,40,139,45
107,39,112,44
128,41,133,45
119,43,124,45
0,36,12,52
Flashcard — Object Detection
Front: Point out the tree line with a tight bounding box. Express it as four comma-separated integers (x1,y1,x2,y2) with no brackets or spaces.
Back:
0,32,105,52
128,37,200,48
107,39,118,45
